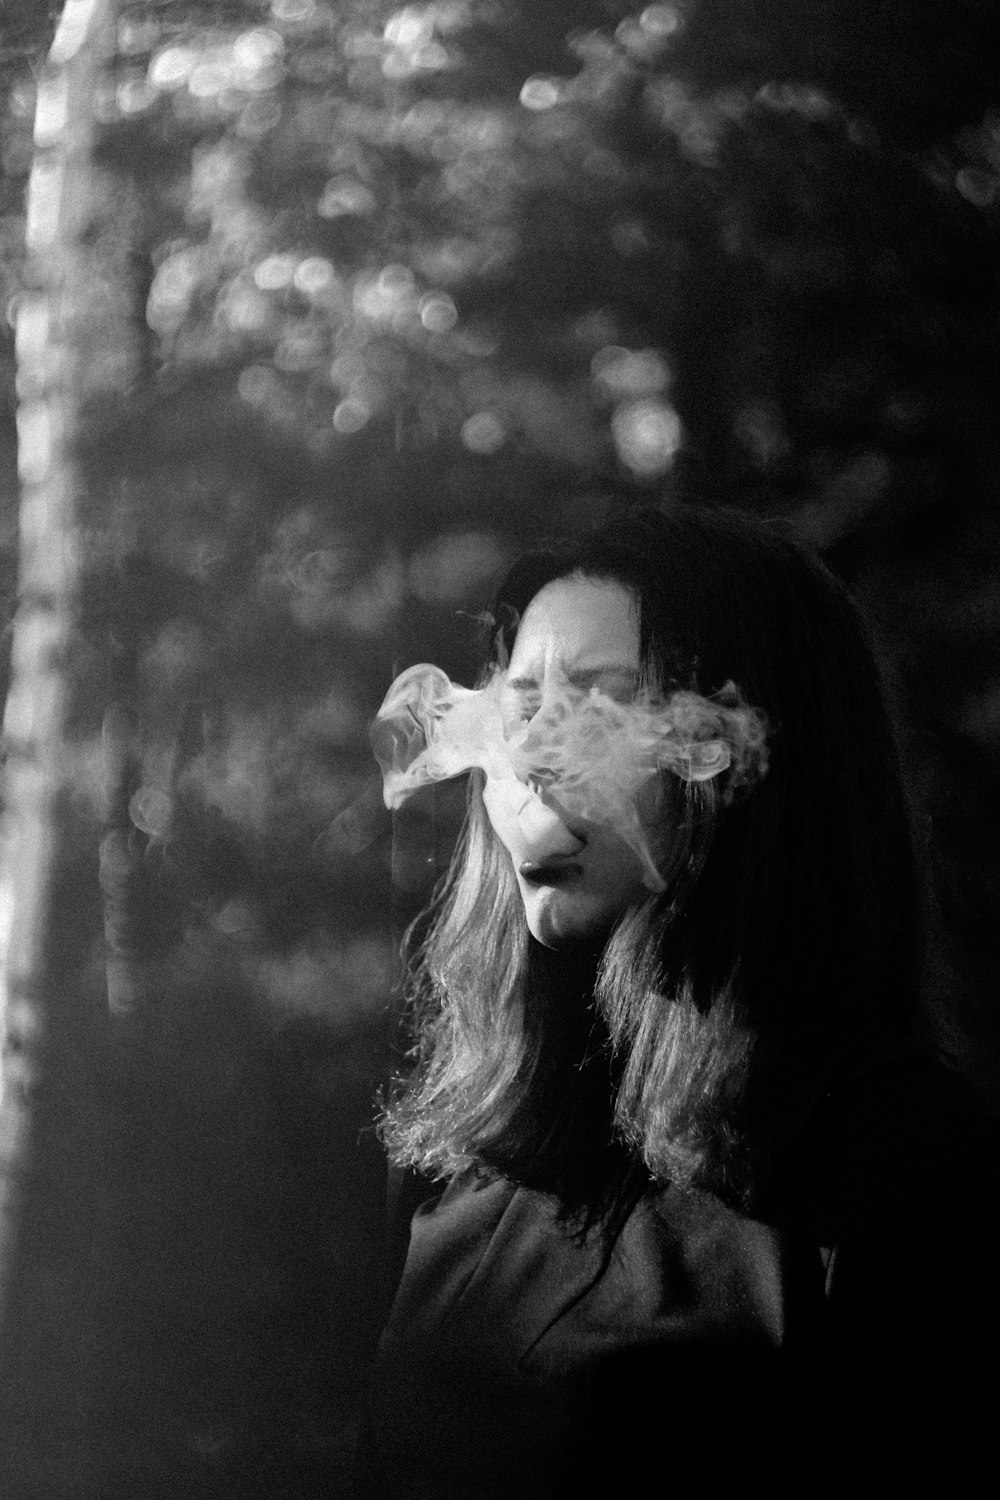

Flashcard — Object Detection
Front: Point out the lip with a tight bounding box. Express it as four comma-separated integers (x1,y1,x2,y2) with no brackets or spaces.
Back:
519,858,583,887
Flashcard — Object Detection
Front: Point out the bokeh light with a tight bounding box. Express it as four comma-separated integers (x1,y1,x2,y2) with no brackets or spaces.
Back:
271,0,316,22
640,5,684,38
148,46,197,91
254,253,297,292
520,76,561,111
128,785,174,839
418,292,458,333
611,398,682,475
318,177,378,219
592,345,671,397
460,410,505,454
332,397,371,433
294,257,338,299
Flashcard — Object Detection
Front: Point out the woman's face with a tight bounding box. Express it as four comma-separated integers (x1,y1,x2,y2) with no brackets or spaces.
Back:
482,575,666,948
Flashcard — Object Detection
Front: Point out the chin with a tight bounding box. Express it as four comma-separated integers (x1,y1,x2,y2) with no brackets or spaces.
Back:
523,895,617,950
529,925,591,951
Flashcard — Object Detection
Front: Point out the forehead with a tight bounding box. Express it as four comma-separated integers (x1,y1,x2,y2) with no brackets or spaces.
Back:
508,575,639,673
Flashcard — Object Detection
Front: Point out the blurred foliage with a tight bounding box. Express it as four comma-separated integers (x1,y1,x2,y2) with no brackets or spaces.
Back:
25,0,999,1035
1,0,1000,1490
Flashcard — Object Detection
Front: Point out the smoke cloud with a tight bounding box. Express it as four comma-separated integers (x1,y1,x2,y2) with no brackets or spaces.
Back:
371,663,769,892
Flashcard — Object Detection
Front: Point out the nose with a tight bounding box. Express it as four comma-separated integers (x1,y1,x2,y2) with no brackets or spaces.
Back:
515,785,584,855
524,767,556,795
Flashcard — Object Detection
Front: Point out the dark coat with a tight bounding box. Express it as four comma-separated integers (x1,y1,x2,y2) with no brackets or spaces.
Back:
359,1048,998,1498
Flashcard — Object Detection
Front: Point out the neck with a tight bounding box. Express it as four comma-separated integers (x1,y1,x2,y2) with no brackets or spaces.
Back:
527,935,603,1004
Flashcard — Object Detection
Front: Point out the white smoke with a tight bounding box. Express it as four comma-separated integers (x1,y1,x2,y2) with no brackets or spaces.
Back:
371,662,769,892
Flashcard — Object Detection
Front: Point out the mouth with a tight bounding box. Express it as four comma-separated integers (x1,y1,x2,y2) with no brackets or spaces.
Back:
519,859,583,887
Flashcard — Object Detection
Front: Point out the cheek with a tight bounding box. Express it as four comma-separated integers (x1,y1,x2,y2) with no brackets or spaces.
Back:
590,834,649,900
481,778,519,856
577,775,672,896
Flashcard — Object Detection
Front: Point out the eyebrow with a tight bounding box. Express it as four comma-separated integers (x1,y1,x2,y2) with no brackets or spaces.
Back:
506,666,641,691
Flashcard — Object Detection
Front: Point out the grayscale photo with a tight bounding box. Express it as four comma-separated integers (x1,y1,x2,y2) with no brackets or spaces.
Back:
0,2,998,1496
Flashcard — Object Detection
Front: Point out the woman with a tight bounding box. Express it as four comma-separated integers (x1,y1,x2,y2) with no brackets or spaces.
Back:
360,504,994,1498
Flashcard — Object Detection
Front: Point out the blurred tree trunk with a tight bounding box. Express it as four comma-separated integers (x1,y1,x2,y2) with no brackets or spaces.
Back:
0,1,121,1493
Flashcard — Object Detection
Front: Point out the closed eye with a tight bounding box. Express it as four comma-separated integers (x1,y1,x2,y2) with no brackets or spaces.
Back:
503,670,639,719
569,669,641,702
506,669,639,697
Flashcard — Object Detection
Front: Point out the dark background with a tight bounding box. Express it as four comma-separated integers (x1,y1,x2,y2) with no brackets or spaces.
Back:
0,2,998,1494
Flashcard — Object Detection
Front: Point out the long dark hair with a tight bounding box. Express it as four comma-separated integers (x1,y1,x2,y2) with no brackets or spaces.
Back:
381,504,921,1213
